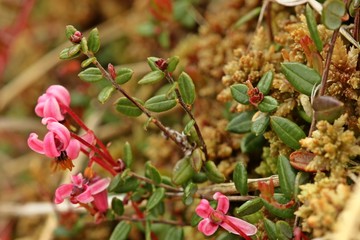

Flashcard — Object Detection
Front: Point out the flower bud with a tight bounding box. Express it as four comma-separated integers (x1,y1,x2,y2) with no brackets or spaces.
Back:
70,31,83,43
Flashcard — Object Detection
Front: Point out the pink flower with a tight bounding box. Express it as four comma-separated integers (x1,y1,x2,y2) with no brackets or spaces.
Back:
195,192,257,238
55,173,110,213
35,85,71,121
27,118,80,170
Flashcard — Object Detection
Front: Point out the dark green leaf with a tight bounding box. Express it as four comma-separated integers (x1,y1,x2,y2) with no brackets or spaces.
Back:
59,45,81,60
264,218,278,240
144,94,177,112
109,174,123,192
172,157,195,185
305,4,323,52
183,182,197,206
235,198,263,217
192,172,208,183
277,155,296,199
178,72,196,105
294,172,310,201
116,97,143,117
123,142,133,168
257,71,274,95
98,86,115,104
109,221,131,240
81,57,96,68
258,96,278,112
233,162,248,195
78,67,103,82
164,227,184,240
183,120,195,135
167,56,180,72
139,70,165,85
270,116,306,150
204,161,225,183
281,62,321,96
65,25,77,39
230,84,249,104
233,7,261,28
111,197,124,216
262,194,295,219
115,68,133,84
191,212,203,227
145,161,162,185
251,114,270,136
276,221,293,239
111,177,139,193
146,187,165,211
240,133,265,153
87,28,100,53
226,111,254,134
322,0,346,30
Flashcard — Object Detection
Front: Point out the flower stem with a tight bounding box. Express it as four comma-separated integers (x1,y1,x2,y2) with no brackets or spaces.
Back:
129,171,182,192
223,217,251,240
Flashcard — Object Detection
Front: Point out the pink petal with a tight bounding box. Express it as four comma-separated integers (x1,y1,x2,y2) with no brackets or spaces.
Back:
77,188,94,203
220,215,257,236
47,85,71,107
43,97,64,121
214,192,229,214
27,133,44,154
89,178,110,195
198,218,219,236
92,190,108,213
34,94,47,117
54,184,73,204
80,131,96,149
71,173,84,187
47,121,70,149
43,132,60,158
195,199,213,218
66,139,80,160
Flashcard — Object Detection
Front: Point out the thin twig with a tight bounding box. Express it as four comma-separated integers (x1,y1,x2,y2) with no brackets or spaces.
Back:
129,172,182,192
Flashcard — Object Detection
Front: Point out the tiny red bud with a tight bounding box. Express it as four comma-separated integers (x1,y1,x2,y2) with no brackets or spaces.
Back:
70,31,83,43
155,58,168,71
113,159,126,173
107,63,116,80
248,87,264,106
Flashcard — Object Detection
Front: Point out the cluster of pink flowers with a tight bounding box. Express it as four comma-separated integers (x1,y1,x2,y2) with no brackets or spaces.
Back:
28,85,110,216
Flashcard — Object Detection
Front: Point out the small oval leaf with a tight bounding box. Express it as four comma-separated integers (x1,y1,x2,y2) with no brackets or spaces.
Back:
227,111,255,134
98,86,115,104
116,68,134,85
257,71,274,95
277,155,296,199
123,142,133,168
251,114,270,136
111,197,124,216
116,97,143,117
138,70,165,85
281,62,321,96
147,57,160,71
172,157,195,185
145,161,162,185
110,221,131,240
270,116,306,150
322,0,346,30
178,72,196,105
59,45,81,60
204,161,225,183
164,227,184,240
144,94,177,112
305,4,323,52
262,195,295,219
81,57,96,68
264,218,278,240
233,162,248,195
167,56,180,72
276,220,293,239
87,28,100,53
78,67,103,82
230,84,250,104
240,133,265,153
257,96,278,112
65,25,77,39
146,187,165,211
235,197,264,217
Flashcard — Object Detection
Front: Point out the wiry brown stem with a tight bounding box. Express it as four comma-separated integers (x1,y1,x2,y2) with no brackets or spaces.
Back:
128,172,182,192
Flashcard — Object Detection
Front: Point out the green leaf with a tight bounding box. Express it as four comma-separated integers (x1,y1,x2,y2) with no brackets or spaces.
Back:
305,4,323,52
146,187,165,211
264,218,278,240
172,157,195,185
257,71,274,95
178,72,196,105
110,221,131,240
191,212,203,227
233,162,248,195
80,37,88,53
59,45,81,60
111,197,124,216
277,155,296,199
281,62,321,96
116,97,143,117
240,133,265,153
138,70,165,85
87,28,100,53
204,161,225,183
167,56,180,72
230,84,249,104
251,114,270,136
276,221,293,239
258,96,278,112
110,176,139,193
115,68,133,85
235,198,263,217
190,148,204,172
322,0,346,30
123,142,133,168
98,86,115,104
78,67,103,82
262,194,295,219
270,116,306,150
164,227,184,240
183,182,197,206
226,111,255,134
158,30,170,49
183,120,195,135
144,94,177,112
81,57,96,68
294,172,310,200
147,57,160,71
65,25,77,39
145,161,162,185
233,7,261,28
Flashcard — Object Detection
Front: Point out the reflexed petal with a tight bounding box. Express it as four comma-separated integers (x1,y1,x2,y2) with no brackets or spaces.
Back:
220,215,257,236
77,188,94,203
43,97,64,121
80,131,96,149
92,190,108,213
47,121,70,149
66,139,80,160
27,133,44,154
47,85,71,107
214,192,229,214
198,218,219,236
34,94,47,117
89,178,110,195
43,132,60,158
195,199,213,218
71,173,84,187
54,184,73,204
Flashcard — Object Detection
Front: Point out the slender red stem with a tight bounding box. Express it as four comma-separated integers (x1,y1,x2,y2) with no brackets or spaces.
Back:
80,147,116,175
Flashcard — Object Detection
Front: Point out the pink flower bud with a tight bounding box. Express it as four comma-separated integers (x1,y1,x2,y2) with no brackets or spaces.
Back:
70,31,83,43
